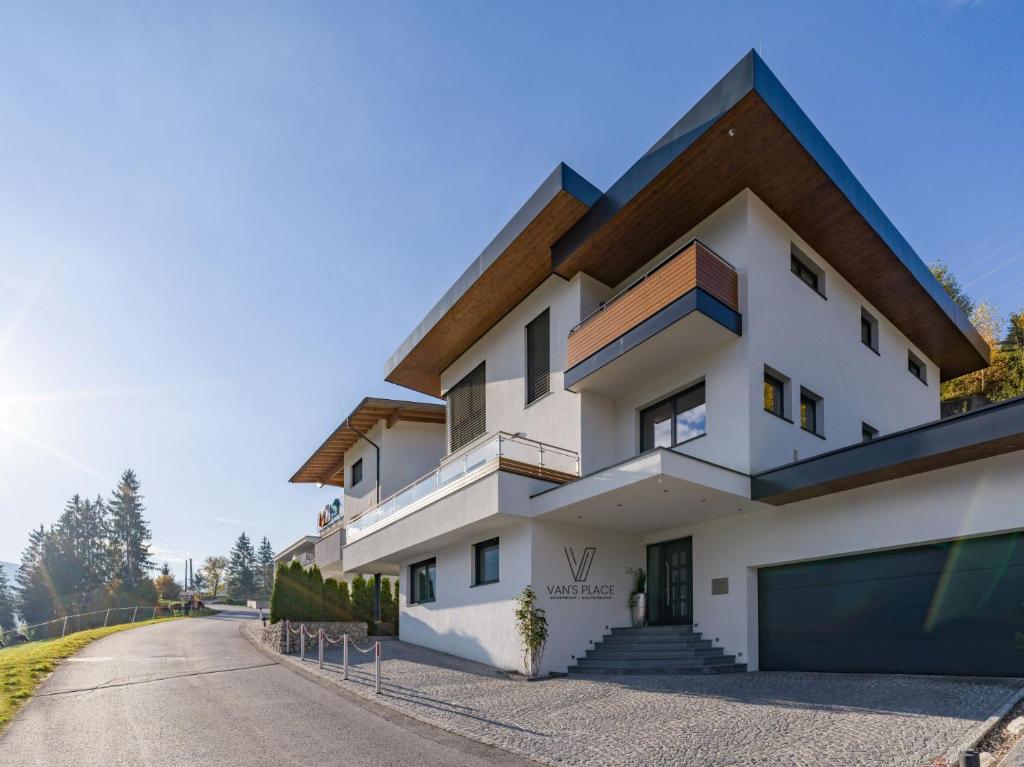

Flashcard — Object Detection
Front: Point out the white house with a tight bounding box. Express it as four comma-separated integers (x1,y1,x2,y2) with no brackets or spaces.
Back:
294,51,1023,677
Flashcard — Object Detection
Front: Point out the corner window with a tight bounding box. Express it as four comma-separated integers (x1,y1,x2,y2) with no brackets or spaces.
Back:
446,362,486,452
799,387,824,438
908,351,927,384
862,422,879,442
472,538,499,586
640,382,706,451
409,558,436,604
860,309,879,353
763,367,789,420
790,244,825,297
525,309,551,405
351,458,363,487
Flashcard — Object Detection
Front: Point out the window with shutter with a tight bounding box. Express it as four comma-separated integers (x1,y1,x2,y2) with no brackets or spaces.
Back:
525,309,550,405
446,362,486,453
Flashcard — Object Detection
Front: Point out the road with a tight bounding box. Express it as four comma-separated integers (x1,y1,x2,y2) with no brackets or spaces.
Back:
0,606,530,767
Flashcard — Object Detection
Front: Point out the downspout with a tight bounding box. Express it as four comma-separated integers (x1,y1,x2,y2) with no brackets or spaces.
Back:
346,420,381,506
347,419,382,622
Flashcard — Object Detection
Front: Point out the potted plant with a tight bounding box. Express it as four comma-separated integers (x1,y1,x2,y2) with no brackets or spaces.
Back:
628,568,647,627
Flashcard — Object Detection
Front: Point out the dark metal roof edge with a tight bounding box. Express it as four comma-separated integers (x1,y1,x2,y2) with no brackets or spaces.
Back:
552,52,756,267
748,54,989,368
551,50,988,370
383,163,601,382
751,396,1024,501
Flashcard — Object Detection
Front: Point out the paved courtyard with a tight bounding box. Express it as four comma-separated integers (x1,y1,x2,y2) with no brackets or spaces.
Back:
245,622,1023,767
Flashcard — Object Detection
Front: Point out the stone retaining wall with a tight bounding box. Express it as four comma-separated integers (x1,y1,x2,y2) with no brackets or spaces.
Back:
261,621,368,653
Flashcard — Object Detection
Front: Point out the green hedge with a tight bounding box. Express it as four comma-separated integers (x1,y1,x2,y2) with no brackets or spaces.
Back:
269,566,398,625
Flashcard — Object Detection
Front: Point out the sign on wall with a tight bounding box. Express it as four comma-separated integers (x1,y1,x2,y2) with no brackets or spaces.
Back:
546,546,615,600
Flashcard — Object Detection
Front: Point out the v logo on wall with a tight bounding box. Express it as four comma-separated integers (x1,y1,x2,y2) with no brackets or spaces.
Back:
564,546,596,582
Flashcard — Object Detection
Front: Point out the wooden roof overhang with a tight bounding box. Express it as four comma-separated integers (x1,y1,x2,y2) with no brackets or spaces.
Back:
383,163,602,397
551,51,989,380
290,397,445,487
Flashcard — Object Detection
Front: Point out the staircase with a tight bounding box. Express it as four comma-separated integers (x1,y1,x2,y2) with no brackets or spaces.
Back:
567,625,747,675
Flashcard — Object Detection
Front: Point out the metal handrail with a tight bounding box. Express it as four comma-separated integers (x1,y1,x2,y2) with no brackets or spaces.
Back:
347,432,579,534
569,237,736,334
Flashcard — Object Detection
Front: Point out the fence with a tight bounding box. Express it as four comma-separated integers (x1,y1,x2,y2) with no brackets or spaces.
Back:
285,620,382,694
0,605,179,646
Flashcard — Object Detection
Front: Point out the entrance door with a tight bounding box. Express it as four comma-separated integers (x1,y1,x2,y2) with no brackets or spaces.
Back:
647,537,693,626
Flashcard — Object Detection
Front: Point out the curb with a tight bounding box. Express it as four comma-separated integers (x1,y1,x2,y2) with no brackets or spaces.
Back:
943,684,1024,766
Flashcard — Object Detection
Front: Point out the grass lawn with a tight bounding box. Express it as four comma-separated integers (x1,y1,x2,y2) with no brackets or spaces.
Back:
0,616,181,731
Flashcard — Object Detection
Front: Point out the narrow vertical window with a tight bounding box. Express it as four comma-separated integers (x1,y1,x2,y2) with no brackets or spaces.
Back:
861,309,879,353
472,538,499,586
351,458,363,487
525,309,550,405
800,387,823,437
410,558,436,604
908,351,927,384
446,362,486,453
764,373,785,417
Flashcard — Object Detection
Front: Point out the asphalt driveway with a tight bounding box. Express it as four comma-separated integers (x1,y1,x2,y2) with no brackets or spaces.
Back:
0,606,530,767
266,626,1024,767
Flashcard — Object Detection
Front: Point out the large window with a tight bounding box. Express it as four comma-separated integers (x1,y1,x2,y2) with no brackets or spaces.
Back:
446,362,486,453
473,538,499,586
640,382,706,451
525,309,551,405
409,558,436,604
351,458,363,487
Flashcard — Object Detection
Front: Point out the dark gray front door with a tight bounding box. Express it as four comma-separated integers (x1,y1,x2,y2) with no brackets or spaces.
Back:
647,537,693,626
758,532,1024,676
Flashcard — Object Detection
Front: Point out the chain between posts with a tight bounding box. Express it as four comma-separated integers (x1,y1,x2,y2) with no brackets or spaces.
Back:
284,625,381,694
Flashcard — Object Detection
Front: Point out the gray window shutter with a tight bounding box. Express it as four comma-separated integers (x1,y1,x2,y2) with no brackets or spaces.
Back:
525,309,550,405
446,362,486,452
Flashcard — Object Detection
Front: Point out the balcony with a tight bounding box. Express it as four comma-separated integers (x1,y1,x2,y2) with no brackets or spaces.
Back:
565,239,741,397
346,432,579,544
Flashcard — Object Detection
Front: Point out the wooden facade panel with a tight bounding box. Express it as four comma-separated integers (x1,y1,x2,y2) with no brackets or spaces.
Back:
566,241,738,368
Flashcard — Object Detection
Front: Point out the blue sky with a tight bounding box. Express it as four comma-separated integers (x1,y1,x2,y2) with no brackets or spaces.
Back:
0,2,1021,568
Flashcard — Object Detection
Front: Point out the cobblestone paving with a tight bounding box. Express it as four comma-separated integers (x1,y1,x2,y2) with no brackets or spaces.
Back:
245,623,1022,767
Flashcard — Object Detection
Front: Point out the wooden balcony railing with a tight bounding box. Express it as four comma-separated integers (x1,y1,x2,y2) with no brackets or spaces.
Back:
567,239,738,369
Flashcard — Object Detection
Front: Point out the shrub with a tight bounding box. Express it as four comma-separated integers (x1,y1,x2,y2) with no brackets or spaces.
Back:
351,575,374,622
269,562,289,623
515,585,548,678
337,580,353,621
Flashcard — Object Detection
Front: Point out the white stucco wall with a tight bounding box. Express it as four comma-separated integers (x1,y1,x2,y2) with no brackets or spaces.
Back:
439,274,584,457
645,450,1024,670
344,418,446,520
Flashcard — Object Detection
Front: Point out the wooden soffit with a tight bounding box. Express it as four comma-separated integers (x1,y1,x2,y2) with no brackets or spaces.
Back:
289,397,445,487
551,51,989,381
384,163,601,397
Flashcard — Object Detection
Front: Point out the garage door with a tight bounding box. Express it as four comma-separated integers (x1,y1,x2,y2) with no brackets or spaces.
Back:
758,532,1024,676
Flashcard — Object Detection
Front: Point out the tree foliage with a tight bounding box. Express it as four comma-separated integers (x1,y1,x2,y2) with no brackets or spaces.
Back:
226,532,257,600
0,565,15,633
108,469,154,588
351,575,374,622
931,261,975,317
256,537,275,599
514,585,548,678
268,563,355,623
201,556,227,598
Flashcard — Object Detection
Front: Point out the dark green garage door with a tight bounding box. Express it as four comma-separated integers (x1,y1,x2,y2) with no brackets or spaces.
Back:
758,533,1024,676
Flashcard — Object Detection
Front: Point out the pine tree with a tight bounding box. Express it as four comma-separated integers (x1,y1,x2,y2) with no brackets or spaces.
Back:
108,469,154,587
256,537,275,599
351,575,374,622
0,565,15,634
16,525,54,627
226,532,257,600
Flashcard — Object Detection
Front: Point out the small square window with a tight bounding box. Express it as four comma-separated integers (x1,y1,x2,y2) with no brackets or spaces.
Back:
862,422,879,442
861,309,879,353
763,371,785,418
790,245,825,297
908,351,927,384
351,458,363,487
800,387,824,437
410,558,436,604
472,538,499,586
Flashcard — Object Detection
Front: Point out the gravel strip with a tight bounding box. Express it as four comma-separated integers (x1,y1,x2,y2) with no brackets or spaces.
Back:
245,622,1022,767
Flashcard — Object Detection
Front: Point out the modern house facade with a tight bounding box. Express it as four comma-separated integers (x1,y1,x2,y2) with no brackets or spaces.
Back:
293,52,1023,677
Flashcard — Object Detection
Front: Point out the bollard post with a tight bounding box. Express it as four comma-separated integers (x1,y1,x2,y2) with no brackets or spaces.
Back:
343,634,349,680
103,608,111,627
374,641,382,694
132,606,138,623
285,620,291,654
300,625,305,661
62,616,68,638
960,751,981,767
318,628,324,669
152,606,157,620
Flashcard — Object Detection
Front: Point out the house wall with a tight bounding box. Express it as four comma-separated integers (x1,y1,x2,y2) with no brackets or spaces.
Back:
645,450,1024,670
344,419,446,521
439,274,584,457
